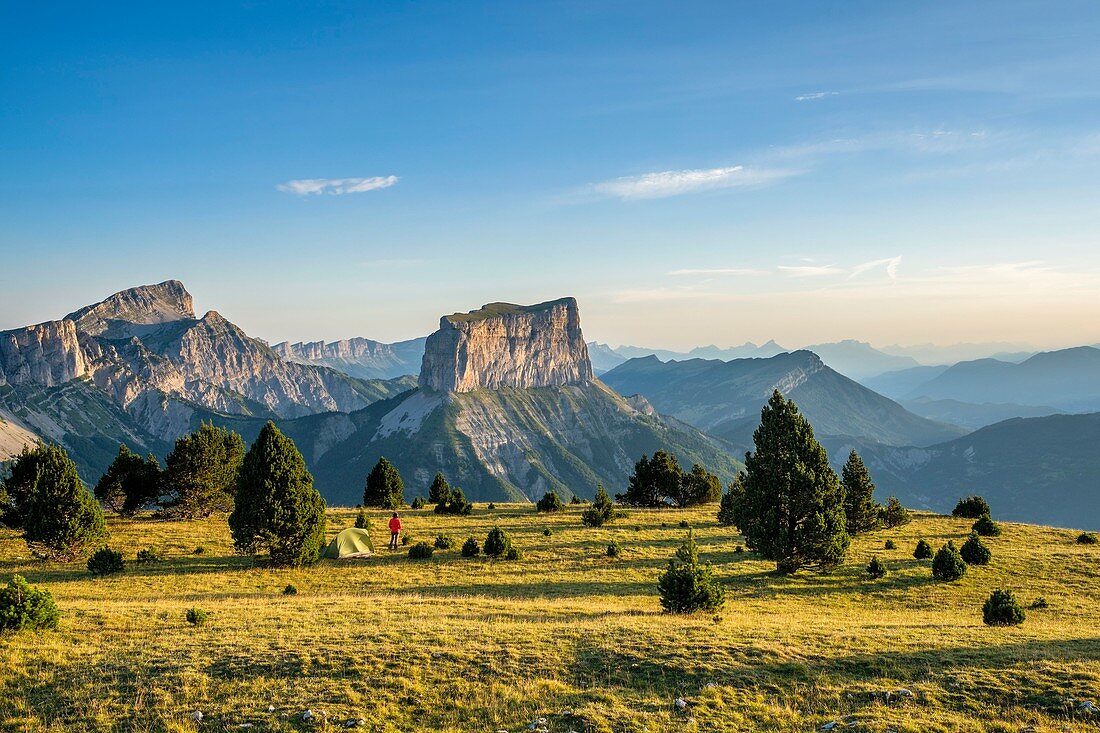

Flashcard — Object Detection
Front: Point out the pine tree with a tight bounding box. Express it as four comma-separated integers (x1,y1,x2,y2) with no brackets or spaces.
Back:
731,390,850,574
22,444,106,560
716,475,743,527
841,450,882,534
363,457,404,509
427,473,450,504
161,423,244,518
229,422,327,567
657,531,726,613
94,444,162,516
0,442,48,529
582,485,615,527
618,451,683,507
536,490,565,513
673,464,723,507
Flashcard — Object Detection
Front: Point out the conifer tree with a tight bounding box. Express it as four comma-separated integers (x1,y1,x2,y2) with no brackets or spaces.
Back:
618,451,683,507
363,457,404,509
94,444,162,516
731,390,850,574
657,531,725,613
22,444,106,560
161,423,244,518
427,472,450,504
841,450,882,534
0,442,48,529
716,475,743,527
229,422,327,567
673,464,723,507
582,484,615,527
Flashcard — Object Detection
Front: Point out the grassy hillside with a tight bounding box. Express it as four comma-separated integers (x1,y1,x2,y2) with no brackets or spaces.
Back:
2,508,1098,732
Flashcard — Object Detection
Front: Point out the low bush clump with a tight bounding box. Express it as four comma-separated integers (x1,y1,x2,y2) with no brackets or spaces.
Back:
400,532,412,546
983,589,1025,626
678,520,690,529
1030,596,1049,609
543,527,553,537
0,575,60,633
960,533,992,565
932,541,967,581
884,539,897,550
408,542,435,560
135,548,165,563
504,547,523,561
607,540,622,558
487,503,496,510
972,514,1002,537
185,608,209,626
569,495,584,505
192,546,206,555
582,485,615,527
461,537,480,557
1076,532,1098,545
657,532,725,614
536,490,564,513
282,584,298,595
434,534,455,550
410,496,426,510
867,556,887,579
913,539,934,560
354,508,369,529
435,487,473,516
953,495,991,519
484,527,512,558
734,545,744,554
87,547,125,576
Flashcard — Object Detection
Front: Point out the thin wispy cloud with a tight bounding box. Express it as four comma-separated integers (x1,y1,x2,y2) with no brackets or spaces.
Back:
277,176,399,196
794,91,838,102
778,264,844,277
850,256,902,281
592,165,799,200
669,267,768,276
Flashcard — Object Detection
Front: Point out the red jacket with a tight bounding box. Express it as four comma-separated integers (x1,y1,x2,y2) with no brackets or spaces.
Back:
389,516,402,533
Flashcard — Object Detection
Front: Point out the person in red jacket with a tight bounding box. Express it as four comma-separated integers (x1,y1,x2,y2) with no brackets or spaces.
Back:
388,512,402,550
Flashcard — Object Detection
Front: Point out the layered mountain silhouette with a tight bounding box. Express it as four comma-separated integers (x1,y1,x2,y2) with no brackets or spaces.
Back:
273,337,426,380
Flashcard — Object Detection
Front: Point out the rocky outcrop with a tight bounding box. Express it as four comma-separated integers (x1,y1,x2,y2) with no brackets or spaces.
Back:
273,336,425,380
419,298,593,392
65,280,194,338
0,319,87,386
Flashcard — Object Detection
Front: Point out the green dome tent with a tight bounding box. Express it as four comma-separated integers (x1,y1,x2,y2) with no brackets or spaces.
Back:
323,527,375,559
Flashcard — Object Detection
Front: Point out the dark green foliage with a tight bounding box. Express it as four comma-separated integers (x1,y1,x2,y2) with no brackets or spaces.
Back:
228,422,327,567
94,444,162,516
730,391,849,574
428,473,451,504
953,495,990,519
363,457,405,510
185,608,209,626
282,584,298,596
192,546,206,555
0,575,60,632
504,546,522,561
1078,532,1099,545
161,423,244,519
618,452,722,508
960,533,992,565
408,542,434,559
87,547,124,576
932,541,967,581
657,532,726,613
678,520,690,529
983,589,1025,626
401,532,412,546
461,537,480,557
569,495,584,505
21,444,106,560
716,477,742,527
1030,597,1049,609
354,507,369,530
842,450,882,534
880,496,912,528
434,486,473,515
972,514,1002,537
0,442,47,529
582,485,615,527
434,534,455,550
487,503,496,510
543,527,553,537
914,539,934,560
867,556,887,579
135,548,164,563
884,539,897,550
410,496,426,510
734,545,744,554
607,540,622,558
483,527,512,558
536,490,565,513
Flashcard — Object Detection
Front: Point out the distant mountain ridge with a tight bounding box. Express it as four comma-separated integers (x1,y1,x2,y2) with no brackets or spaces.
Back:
273,337,425,380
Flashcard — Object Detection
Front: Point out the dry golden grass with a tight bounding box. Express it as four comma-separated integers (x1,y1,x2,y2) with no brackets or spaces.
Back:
1,506,1098,732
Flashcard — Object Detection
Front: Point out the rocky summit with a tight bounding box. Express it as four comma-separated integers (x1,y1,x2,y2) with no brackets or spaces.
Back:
419,298,593,392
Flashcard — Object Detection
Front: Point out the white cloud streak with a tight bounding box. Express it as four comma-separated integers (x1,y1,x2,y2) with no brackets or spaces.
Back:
850,255,902,281
778,264,844,277
794,91,838,102
277,176,399,196
669,267,768,276
592,165,799,200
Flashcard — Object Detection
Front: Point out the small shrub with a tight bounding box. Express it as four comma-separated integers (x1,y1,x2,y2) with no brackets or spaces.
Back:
678,520,690,529
185,608,209,626
1076,532,1098,545
960,533,992,565
607,540,622,558
282,584,298,595
983,589,1025,626
192,546,206,555
543,528,553,537
932,542,967,581
435,487,473,516
434,534,455,550
135,548,165,563
461,537,480,557
569,495,583,505
1030,597,1049,609
504,546,523,561
484,527,512,558
400,532,412,546
487,502,496,510
87,547,125,576
657,532,725,613
0,575,60,632
953,495,990,519
913,539,934,560
972,514,1002,537
536,491,565,513
884,539,897,550
354,507,369,529
408,542,434,560
582,485,615,527
734,545,744,554
880,496,911,528
867,556,887,579
410,496,426,510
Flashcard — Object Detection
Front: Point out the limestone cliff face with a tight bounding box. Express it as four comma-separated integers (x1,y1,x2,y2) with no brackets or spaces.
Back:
65,280,194,338
273,337,426,380
0,319,87,387
419,298,594,392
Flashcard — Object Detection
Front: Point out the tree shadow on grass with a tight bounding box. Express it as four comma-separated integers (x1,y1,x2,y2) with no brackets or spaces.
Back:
7,554,253,585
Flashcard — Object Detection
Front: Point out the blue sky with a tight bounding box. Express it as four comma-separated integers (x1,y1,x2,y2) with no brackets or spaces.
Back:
2,1,1099,349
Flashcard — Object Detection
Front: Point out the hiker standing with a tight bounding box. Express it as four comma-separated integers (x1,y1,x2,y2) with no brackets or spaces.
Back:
388,512,402,550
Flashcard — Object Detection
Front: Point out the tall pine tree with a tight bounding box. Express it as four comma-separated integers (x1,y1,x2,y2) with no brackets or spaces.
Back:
0,442,48,529
363,457,404,509
94,444,162,516
427,472,450,504
841,450,882,534
731,390,849,574
161,423,244,518
229,422,327,567
22,444,106,560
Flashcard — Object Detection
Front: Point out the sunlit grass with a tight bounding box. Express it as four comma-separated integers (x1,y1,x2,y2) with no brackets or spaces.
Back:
1,507,1098,732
